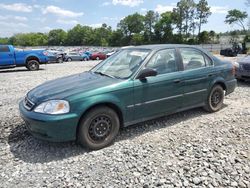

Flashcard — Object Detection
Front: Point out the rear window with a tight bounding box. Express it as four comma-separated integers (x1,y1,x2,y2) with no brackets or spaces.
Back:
0,46,10,52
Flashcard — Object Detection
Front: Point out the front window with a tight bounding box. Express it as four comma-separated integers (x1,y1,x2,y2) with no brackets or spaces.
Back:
92,49,150,79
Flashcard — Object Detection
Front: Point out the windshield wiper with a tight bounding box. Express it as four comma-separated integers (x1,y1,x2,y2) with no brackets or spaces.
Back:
94,71,116,79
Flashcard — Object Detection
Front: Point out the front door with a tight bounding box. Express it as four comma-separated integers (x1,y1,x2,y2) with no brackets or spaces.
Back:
0,45,15,66
133,48,183,120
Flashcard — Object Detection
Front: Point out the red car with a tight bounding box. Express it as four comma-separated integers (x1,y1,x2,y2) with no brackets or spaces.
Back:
91,52,107,60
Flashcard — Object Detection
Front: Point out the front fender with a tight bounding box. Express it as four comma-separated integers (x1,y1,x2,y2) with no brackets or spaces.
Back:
71,93,125,120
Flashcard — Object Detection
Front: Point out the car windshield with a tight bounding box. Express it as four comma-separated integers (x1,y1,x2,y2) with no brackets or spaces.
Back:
91,49,150,79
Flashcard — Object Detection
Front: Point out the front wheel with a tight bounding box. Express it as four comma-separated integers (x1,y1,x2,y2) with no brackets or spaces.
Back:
77,106,120,150
26,60,39,71
204,85,224,112
96,57,100,60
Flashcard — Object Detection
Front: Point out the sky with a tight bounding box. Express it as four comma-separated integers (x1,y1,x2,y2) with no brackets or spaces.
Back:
0,0,249,37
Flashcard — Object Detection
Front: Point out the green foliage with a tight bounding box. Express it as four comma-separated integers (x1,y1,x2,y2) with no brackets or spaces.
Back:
196,0,211,35
225,9,248,32
0,37,8,44
48,29,67,46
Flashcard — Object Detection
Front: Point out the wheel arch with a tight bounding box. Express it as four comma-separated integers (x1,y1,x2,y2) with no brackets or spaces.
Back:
209,77,227,92
76,102,124,139
25,55,40,64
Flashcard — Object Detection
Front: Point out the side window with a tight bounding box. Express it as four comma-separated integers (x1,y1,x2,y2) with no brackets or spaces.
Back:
180,48,206,70
146,49,178,75
204,55,213,66
0,46,10,53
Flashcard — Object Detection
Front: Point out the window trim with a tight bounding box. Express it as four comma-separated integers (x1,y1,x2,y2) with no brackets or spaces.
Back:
136,48,180,78
0,45,10,53
177,47,214,71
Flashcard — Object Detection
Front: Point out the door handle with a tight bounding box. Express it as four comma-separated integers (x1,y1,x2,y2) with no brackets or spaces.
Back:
208,74,213,77
8,54,13,57
173,79,181,83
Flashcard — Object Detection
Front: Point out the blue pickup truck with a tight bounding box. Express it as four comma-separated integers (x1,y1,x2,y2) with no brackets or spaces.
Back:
0,45,48,71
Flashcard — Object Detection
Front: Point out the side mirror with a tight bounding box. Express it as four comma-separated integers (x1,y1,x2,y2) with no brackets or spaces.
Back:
136,68,157,79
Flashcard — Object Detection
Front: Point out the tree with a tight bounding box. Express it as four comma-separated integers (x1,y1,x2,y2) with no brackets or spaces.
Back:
225,9,248,32
154,12,174,43
172,0,196,39
0,38,8,44
144,10,159,43
117,13,144,44
197,31,210,43
48,29,67,46
196,0,211,35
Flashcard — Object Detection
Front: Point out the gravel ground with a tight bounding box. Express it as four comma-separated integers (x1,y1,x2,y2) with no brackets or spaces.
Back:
0,60,249,188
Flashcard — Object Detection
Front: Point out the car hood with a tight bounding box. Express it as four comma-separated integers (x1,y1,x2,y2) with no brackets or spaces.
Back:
238,56,250,64
27,71,121,104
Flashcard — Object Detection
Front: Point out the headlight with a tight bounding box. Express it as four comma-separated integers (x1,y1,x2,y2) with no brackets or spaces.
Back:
34,100,70,114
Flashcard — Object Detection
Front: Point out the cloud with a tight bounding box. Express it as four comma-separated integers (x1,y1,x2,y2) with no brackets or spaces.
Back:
0,21,28,28
0,3,33,12
155,4,175,14
57,19,78,25
112,0,143,7
102,16,120,21
89,23,103,28
102,2,111,6
210,6,229,14
0,15,27,22
43,6,84,18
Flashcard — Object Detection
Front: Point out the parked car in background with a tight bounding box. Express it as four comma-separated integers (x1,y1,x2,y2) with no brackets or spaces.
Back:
19,44,237,150
0,45,48,71
47,51,64,63
235,55,250,81
91,52,107,60
65,52,84,62
81,51,92,61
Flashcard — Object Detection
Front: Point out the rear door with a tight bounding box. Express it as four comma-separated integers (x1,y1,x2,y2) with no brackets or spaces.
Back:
178,48,214,108
0,45,15,66
133,48,184,120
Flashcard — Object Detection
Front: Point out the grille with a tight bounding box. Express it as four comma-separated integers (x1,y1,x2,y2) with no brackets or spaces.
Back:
243,64,250,71
23,96,35,110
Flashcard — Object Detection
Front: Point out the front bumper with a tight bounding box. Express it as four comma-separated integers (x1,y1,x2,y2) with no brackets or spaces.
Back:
19,101,79,142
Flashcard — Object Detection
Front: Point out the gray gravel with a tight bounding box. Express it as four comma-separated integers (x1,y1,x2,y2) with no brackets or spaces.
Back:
0,60,250,188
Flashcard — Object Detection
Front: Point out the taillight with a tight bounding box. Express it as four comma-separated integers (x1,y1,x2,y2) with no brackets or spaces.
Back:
43,51,48,56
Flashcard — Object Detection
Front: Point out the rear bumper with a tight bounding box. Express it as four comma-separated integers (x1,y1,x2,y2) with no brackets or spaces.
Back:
19,101,79,142
225,79,237,95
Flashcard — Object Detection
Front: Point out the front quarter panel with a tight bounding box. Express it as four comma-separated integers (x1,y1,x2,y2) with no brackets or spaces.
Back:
67,80,134,125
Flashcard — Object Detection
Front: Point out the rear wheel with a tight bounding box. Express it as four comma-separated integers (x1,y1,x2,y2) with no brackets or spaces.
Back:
96,57,100,60
204,85,224,112
67,58,72,62
77,106,120,150
26,60,39,71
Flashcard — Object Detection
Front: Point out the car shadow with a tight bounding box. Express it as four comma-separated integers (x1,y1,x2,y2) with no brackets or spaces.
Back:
237,80,250,87
8,107,214,164
0,68,45,73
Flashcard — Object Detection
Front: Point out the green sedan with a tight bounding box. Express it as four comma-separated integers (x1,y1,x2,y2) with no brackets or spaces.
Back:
19,45,237,150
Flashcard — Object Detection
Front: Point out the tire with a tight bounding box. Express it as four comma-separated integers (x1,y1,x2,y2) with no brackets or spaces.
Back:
26,60,39,71
83,57,88,61
96,57,100,60
67,58,72,62
203,85,224,112
77,106,120,150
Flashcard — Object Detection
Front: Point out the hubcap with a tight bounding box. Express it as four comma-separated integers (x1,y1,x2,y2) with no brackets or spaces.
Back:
211,90,222,108
88,116,112,142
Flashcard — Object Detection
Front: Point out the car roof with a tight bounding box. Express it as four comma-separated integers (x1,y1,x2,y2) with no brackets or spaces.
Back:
126,44,201,51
